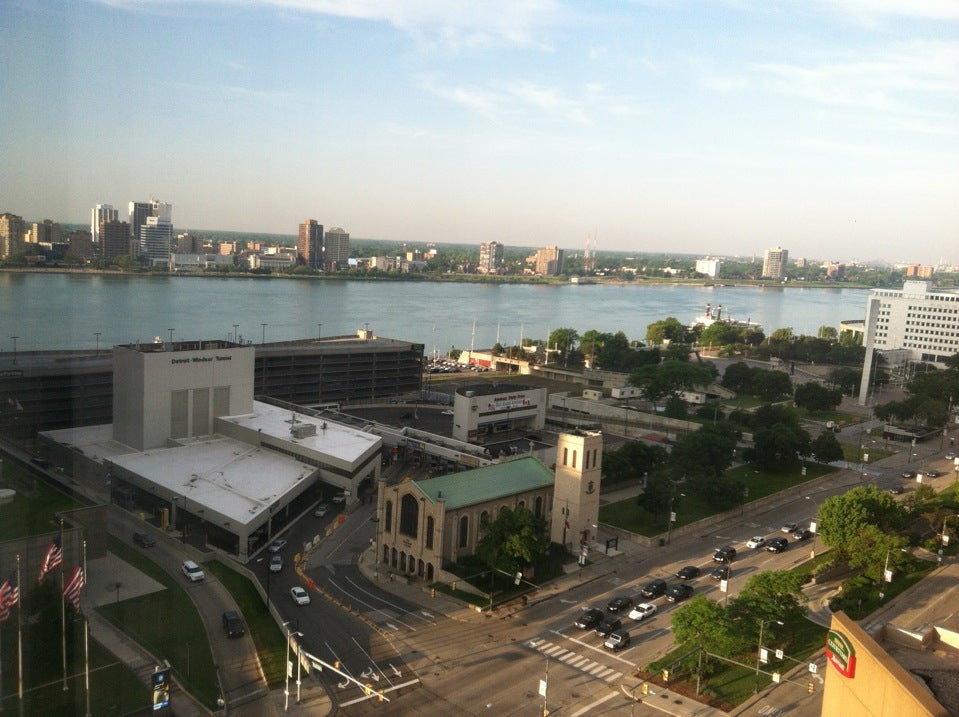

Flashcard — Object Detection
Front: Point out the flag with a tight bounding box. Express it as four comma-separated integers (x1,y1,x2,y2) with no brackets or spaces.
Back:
63,566,84,613
39,533,63,583
0,570,18,622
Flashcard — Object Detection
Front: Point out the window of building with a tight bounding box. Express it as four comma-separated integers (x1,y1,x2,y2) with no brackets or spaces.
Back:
399,494,419,538
425,516,434,549
385,500,393,532
459,515,469,548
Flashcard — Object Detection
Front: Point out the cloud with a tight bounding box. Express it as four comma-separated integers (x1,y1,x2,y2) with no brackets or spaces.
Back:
812,0,959,23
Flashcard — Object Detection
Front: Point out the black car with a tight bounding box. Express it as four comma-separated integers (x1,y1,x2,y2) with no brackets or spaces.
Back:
888,485,904,495
766,537,789,553
901,470,915,479
713,546,737,563
666,584,694,603
792,528,813,541
926,470,942,478
133,532,155,548
222,610,245,638
676,565,701,580
595,617,622,638
607,596,634,613
575,607,605,630
641,579,668,598
710,565,729,581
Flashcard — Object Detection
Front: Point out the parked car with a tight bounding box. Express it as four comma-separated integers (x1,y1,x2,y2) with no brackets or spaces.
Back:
222,610,245,638
766,537,789,553
676,565,701,580
792,529,813,541
574,607,605,630
746,536,766,549
332,493,348,504
604,628,631,651
270,554,283,573
181,560,205,582
710,565,729,581
926,470,942,478
594,617,622,638
268,538,287,553
441,409,454,416
780,522,798,533
901,470,916,479
133,532,155,548
627,602,658,622
713,546,736,563
666,584,694,603
888,485,904,495
290,586,311,605
314,504,328,517
641,579,668,598
945,452,956,460
607,596,634,613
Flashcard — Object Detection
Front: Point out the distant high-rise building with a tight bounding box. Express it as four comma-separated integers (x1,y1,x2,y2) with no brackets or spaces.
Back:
297,220,323,269
478,241,504,274
128,201,151,240
324,227,350,269
66,229,94,261
91,204,118,252
535,246,564,276
139,215,173,266
100,220,131,259
0,213,25,259
762,247,788,279
29,219,61,245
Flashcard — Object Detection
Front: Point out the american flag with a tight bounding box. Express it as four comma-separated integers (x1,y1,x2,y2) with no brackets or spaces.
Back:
0,570,19,623
63,566,84,613
38,532,63,583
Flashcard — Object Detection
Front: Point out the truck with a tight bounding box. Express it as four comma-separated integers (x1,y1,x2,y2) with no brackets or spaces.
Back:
825,421,841,433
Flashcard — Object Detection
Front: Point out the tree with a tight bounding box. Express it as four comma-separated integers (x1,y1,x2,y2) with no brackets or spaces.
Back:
637,474,674,515
794,382,843,413
602,441,668,486
817,485,906,557
846,525,910,583
809,431,843,464
548,328,579,359
671,596,736,654
818,326,838,341
732,570,806,626
645,317,687,345
670,423,739,480
474,506,549,573
751,423,810,471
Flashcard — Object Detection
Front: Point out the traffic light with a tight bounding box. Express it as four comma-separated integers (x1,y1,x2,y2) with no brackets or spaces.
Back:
807,682,815,694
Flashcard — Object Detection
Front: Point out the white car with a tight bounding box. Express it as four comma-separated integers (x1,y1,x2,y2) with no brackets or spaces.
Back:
181,560,205,582
269,554,283,573
780,523,797,533
332,493,347,504
746,536,766,549
314,504,328,517
268,538,287,553
627,602,658,622
441,409,454,416
290,586,311,605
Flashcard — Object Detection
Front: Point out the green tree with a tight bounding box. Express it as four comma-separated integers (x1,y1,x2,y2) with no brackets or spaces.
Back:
671,596,736,654
817,485,906,557
846,525,910,583
794,382,843,413
751,423,810,471
731,569,806,626
645,317,688,345
602,441,668,486
670,423,739,480
809,431,843,463
475,506,549,573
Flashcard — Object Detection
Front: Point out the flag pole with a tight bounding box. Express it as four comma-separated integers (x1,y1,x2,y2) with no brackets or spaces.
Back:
82,541,91,717
60,521,68,692
16,555,23,717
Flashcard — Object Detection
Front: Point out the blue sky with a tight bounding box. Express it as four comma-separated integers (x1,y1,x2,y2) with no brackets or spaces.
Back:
1,1,957,264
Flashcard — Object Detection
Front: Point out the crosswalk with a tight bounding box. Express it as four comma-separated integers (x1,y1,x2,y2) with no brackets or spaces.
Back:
526,637,624,683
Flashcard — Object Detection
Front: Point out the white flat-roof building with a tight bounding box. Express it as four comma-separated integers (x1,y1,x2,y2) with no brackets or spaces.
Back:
451,384,546,443
859,281,959,405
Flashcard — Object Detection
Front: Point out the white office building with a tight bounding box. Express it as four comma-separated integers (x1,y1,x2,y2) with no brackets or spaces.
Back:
858,281,959,405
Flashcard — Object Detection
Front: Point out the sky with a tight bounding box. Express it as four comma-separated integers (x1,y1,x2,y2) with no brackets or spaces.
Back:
1,1,957,264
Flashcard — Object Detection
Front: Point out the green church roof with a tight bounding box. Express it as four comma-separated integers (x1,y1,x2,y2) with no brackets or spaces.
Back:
417,456,554,509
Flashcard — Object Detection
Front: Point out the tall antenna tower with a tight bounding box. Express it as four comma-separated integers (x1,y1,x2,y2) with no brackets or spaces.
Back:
583,230,596,272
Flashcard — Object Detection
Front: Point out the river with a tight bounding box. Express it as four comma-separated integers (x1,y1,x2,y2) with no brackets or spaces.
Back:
0,272,868,354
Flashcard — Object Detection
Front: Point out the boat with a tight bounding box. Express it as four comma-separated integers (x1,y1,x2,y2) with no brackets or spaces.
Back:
690,303,761,331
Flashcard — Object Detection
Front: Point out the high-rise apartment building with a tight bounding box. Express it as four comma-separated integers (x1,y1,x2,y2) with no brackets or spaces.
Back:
29,219,62,245
762,247,788,279
297,220,324,269
0,213,25,259
128,201,152,240
139,215,173,266
91,204,118,252
858,281,959,405
324,227,350,269
535,246,564,276
478,241,504,274
101,220,131,259
695,257,721,278
66,229,93,261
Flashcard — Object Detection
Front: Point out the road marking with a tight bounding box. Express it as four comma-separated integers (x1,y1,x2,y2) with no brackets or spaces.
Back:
570,691,618,716
604,671,622,683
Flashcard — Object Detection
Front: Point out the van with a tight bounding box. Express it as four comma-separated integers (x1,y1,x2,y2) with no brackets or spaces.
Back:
713,546,737,563
604,628,630,651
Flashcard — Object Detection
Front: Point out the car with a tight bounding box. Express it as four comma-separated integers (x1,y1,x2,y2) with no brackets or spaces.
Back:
332,493,347,504
746,536,767,549
290,586,311,605
594,617,622,638
574,607,605,630
710,565,729,581
926,470,942,478
181,560,205,582
604,628,631,651
641,579,668,598
792,528,813,541
627,602,658,621
607,596,634,613
441,409,454,416
713,546,737,563
314,503,328,517
676,565,701,580
887,485,904,495
766,537,789,553
666,584,694,603
780,522,798,533
269,554,283,573
901,470,916,479
268,538,287,553
222,610,245,638
945,452,956,460
133,531,155,548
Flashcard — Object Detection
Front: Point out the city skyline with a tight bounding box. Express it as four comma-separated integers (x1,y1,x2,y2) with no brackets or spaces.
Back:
1,1,957,265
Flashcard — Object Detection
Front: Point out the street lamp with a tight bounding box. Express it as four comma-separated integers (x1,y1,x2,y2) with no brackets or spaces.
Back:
755,619,784,693
880,547,908,600
284,623,303,711
666,488,685,544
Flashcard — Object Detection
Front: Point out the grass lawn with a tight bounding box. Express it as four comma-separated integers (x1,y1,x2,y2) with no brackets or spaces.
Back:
97,537,221,708
0,459,82,538
828,558,937,620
